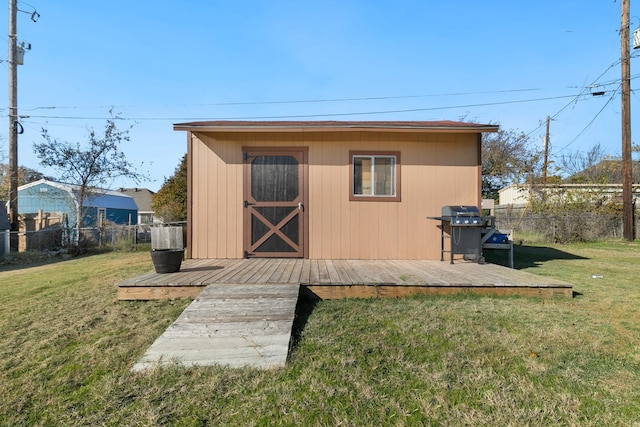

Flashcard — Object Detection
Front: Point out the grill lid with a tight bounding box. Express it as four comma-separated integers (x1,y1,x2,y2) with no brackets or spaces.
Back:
441,205,481,217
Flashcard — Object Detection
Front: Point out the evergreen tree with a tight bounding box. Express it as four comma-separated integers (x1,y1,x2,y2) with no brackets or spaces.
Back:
152,154,187,222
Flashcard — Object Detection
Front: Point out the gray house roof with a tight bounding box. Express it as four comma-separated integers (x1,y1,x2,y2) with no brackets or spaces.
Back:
117,188,155,212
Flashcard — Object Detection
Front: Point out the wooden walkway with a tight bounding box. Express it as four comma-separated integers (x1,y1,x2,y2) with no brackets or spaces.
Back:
131,283,300,371
118,258,574,301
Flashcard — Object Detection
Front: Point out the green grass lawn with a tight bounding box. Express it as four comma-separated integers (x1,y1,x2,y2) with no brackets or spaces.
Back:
1,242,639,426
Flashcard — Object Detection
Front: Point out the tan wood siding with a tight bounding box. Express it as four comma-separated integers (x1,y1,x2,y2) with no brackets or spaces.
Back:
189,130,480,260
190,133,243,258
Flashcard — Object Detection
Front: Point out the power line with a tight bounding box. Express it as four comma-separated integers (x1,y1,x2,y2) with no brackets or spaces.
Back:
555,85,621,153
16,87,546,112
525,52,640,140
12,79,638,125
18,94,583,122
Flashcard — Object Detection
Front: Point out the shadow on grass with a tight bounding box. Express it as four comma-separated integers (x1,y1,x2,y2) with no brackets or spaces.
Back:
289,291,321,353
0,252,78,272
0,247,151,273
483,244,588,270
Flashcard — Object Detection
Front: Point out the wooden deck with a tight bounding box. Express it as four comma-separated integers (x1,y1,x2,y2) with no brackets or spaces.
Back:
126,259,572,371
131,283,300,371
117,258,573,300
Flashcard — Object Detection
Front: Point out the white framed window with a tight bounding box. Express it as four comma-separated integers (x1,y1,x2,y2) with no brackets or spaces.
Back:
98,208,106,227
140,213,154,225
350,151,400,202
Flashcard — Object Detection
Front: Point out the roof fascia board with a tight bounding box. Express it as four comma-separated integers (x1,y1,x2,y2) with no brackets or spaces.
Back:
173,124,499,133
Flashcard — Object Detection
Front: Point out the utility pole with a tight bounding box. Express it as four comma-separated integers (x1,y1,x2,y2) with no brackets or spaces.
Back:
621,0,634,241
543,116,550,185
8,0,18,251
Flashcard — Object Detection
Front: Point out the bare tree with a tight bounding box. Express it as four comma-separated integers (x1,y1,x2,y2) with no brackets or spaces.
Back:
33,112,148,246
482,127,543,199
559,143,609,183
558,143,640,183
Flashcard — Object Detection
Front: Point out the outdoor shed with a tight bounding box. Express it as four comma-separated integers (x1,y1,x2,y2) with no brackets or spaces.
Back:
174,120,498,260
16,179,139,228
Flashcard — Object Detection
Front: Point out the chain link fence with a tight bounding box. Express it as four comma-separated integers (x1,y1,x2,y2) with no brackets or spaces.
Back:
494,205,639,243
3,223,154,253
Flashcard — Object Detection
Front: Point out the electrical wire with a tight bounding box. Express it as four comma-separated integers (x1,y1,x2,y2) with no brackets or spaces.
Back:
12,74,637,124
555,84,621,153
18,87,545,112
17,94,581,122
7,53,640,123
4,57,639,144
525,52,640,144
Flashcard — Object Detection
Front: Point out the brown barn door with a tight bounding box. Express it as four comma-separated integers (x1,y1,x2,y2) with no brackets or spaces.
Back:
243,148,307,258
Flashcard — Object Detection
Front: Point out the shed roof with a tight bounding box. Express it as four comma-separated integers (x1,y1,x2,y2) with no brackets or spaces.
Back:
173,120,499,133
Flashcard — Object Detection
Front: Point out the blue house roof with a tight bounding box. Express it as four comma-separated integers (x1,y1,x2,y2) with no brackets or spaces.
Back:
17,179,137,211
82,191,138,210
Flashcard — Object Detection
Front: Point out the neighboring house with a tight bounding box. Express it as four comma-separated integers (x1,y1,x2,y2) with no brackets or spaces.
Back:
117,188,156,224
499,183,640,207
498,184,531,206
173,120,498,260
15,179,138,228
0,202,9,255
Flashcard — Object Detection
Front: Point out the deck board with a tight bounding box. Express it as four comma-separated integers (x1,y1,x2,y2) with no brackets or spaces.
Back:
298,259,311,284
254,258,282,283
202,260,245,283
318,261,332,284
330,260,354,285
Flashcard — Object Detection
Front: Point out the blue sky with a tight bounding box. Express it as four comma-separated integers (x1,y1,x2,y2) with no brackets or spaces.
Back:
0,1,638,191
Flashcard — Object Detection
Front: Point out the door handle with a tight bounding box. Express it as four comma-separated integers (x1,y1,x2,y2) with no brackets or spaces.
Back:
298,202,304,211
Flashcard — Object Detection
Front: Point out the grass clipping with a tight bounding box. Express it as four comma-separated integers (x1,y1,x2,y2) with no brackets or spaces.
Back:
1,243,640,425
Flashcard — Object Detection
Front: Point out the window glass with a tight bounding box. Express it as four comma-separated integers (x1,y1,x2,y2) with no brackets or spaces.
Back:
374,157,395,196
353,155,396,197
353,157,372,195
140,213,154,224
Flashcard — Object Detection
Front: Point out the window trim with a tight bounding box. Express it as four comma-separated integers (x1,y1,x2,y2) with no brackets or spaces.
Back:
349,150,401,202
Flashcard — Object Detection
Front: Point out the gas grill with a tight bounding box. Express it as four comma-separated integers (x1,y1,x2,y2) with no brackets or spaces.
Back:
429,205,485,264
441,205,483,227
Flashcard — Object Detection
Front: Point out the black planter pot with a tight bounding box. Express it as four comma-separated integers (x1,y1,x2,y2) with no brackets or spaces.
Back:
150,249,184,274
